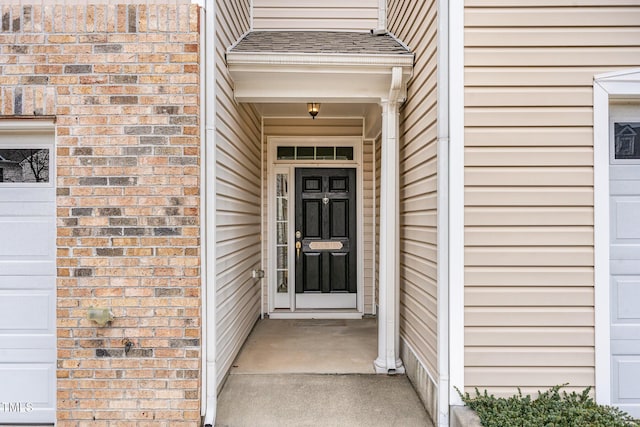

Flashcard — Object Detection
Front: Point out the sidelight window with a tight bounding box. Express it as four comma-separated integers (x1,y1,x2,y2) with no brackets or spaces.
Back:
275,173,289,294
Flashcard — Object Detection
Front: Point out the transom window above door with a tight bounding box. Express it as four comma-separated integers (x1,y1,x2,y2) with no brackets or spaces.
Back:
276,146,354,161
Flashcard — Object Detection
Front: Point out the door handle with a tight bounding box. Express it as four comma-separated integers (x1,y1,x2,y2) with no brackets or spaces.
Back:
295,241,301,259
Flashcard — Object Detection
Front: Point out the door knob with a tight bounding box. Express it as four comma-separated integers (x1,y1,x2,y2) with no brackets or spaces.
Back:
295,241,301,259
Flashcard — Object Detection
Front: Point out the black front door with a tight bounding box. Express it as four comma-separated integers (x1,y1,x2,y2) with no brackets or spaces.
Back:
295,168,357,300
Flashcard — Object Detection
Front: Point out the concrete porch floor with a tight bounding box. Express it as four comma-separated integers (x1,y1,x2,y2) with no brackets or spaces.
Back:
215,318,433,427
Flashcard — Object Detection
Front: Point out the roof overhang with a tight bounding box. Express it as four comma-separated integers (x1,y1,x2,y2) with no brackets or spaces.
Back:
226,52,414,103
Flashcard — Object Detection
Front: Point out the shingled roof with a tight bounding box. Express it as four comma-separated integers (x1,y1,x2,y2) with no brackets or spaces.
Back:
229,31,412,56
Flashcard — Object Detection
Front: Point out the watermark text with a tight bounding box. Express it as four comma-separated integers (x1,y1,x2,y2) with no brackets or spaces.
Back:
1,402,33,413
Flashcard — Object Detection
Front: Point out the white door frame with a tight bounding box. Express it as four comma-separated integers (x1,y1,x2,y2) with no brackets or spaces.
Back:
593,68,640,405
266,135,365,318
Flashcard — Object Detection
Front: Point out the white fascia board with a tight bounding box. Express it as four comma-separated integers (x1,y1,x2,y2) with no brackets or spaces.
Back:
226,52,414,68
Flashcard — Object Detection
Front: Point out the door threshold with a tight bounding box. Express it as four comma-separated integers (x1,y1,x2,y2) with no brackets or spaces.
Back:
268,309,363,319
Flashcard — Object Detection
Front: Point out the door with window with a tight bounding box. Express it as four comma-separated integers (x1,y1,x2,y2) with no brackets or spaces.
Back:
294,168,356,309
610,111,640,418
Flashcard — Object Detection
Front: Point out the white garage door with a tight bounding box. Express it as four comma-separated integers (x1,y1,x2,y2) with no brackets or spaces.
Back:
610,110,640,418
0,127,56,424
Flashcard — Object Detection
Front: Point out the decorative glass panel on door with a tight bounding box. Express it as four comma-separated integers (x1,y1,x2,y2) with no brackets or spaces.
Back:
275,173,289,293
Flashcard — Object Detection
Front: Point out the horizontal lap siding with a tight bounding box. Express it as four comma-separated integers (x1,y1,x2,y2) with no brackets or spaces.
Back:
363,139,375,314
388,0,439,380
252,0,378,31
375,136,381,308
464,1,640,397
215,0,262,388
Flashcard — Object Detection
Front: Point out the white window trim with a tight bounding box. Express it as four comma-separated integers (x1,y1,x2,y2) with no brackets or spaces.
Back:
266,136,365,317
593,68,640,406
0,121,55,190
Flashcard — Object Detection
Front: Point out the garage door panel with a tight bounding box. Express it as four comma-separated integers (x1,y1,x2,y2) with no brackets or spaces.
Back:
612,340,640,355
0,201,53,216
610,260,640,275
611,180,640,196
0,276,52,290
0,261,55,276
0,365,55,401
611,277,640,321
613,357,640,401
0,336,56,350
0,219,55,257
0,364,55,423
611,198,640,240
0,349,56,363
0,185,54,200
610,165,640,181
0,292,54,333
608,246,640,259
612,325,640,341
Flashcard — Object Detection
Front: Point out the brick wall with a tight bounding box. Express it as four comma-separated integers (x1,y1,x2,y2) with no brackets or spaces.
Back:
0,2,202,425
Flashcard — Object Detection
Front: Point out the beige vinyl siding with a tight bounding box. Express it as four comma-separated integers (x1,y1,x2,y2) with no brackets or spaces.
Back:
252,0,378,31
363,139,375,314
215,0,262,388
260,118,376,314
388,0,439,382
375,135,381,308
464,1,640,397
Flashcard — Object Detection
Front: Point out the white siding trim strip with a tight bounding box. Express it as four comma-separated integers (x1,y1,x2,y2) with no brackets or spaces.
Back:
449,0,465,408
593,67,640,406
199,4,208,419
438,0,451,424
203,1,217,424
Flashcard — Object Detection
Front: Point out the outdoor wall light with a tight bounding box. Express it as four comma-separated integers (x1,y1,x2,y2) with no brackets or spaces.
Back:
307,102,320,119
87,307,114,326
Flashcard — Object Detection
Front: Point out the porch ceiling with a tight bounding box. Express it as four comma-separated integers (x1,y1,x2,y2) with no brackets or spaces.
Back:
226,31,414,104
253,102,376,118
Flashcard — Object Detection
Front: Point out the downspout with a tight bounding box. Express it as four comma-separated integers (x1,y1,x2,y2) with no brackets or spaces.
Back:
202,0,218,425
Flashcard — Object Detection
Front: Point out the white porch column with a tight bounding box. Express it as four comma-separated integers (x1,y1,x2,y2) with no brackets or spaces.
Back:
374,95,405,374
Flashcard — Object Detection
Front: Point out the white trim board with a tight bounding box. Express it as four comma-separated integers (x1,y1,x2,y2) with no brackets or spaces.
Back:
448,0,465,409
593,68,640,406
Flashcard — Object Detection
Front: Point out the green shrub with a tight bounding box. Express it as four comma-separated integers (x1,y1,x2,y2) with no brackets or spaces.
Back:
458,384,639,427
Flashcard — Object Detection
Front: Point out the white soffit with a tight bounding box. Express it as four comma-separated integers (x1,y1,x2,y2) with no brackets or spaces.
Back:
226,32,414,103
